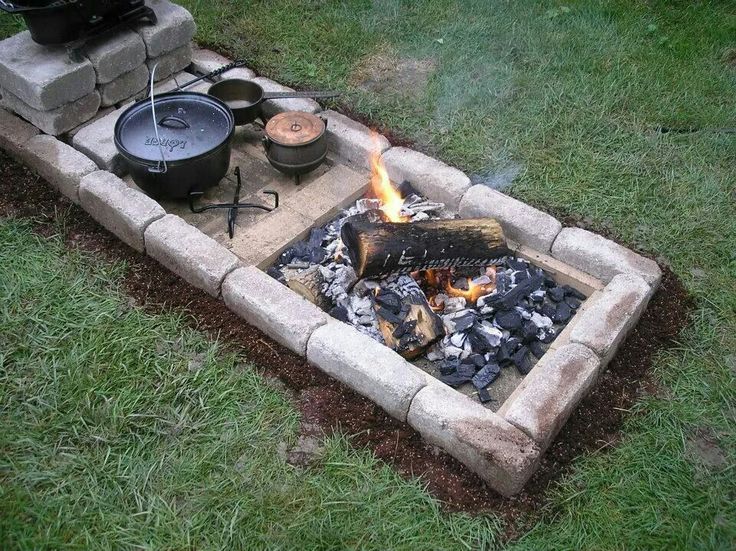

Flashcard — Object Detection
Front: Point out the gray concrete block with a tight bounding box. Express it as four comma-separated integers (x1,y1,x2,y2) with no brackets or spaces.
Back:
152,71,210,95
1,88,100,136
252,77,320,119
0,107,39,160
133,0,196,58
215,66,255,82
0,31,96,111
84,28,146,84
569,273,654,362
307,321,429,421
459,184,562,252
382,147,471,212
145,214,240,297
190,48,241,78
79,170,165,251
551,227,662,286
71,106,127,175
502,344,600,450
407,383,541,496
22,134,98,203
98,65,149,107
222,266,329,356
147,44,193,82
322,109,389,170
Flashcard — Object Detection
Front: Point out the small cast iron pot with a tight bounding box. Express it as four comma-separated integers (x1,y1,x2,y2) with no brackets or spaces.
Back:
114,92,235,199
262,112,328,181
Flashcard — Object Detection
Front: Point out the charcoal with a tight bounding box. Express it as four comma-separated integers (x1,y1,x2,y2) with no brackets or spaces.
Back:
565,295,582,309
443,297,467,313
513,270,531,283
307,227,327,248
563,284,586,300
472,275,492,286
443,345,464,359
548,286,566,302
540,328,558,344
529,340,546,359
521,320,538,342
450,332,467,347
531,312,553,330
494,310,522,330
485,274,544,311
399,333,417,348
377,307,403,324
478,387,494,404
454,310,476,331
495,272,509,294
466,330,491,353
278,247,296,265
266,266,285,282
530,289,546,303
541,302,557,319
469,354,487,368
543,274,557,288
496,338,521,364
457,362,476,379
375,291,402,313
513,346,532,374
507,258,529,271
439,359,460,375
329,305,349,322
472,362,501,389
553,302,573,323
392,319,417,339
439,372,471,387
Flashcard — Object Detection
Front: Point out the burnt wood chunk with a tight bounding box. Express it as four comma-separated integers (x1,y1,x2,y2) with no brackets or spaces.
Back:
340,217,509,279
485,274,545,311
374,291,444,359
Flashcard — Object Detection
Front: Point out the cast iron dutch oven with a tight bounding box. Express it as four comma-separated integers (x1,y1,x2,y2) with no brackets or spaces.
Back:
114,91,235,199
263,111,328,179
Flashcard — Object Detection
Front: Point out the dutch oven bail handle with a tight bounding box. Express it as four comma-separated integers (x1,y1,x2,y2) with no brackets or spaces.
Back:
147,63,169,174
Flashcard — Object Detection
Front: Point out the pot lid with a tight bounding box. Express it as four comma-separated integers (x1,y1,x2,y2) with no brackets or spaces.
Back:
265,112,325,146
115,92,234,163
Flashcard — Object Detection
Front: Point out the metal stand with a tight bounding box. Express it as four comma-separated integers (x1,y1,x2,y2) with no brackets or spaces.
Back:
188,167,279,239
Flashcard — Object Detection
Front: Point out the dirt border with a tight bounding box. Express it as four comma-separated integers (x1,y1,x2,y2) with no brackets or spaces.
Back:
0,151,693,539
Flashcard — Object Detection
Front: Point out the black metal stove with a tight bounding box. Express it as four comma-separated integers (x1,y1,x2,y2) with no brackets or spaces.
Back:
0,1,157,48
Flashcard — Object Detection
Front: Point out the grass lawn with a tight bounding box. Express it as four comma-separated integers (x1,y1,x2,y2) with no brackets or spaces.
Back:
1,1,736,549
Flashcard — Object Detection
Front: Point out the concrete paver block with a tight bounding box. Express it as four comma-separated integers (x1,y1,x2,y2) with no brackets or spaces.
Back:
0,107,40,160
84,28,146,84
98,65,149,107
1,88,100,136
322,109,389,170
307,321,428,421
79,170,165,251
147,44,193,82
132,0,196,58
0,31,95,111
382,147,471,212
460,184,562,252
552,227,662,287
222,266,329,355
145,214,240,297
22,134,98,202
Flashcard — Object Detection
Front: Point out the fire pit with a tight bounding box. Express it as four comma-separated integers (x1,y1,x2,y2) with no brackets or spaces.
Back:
267,143,585,406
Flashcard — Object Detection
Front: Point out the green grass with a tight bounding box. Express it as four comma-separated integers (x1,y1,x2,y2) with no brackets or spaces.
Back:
0,218,499,550
2,1,736,548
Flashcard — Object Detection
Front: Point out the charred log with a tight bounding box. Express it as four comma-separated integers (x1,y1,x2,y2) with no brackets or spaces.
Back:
341,217,509,279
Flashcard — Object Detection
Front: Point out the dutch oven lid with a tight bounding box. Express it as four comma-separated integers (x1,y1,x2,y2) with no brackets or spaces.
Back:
265,111,325,146
115,92,234,163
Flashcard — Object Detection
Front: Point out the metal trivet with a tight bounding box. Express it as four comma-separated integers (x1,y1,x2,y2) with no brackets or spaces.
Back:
188,167,279,239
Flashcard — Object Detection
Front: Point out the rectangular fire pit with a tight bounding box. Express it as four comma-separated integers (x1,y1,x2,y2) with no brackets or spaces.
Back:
2,71,660,495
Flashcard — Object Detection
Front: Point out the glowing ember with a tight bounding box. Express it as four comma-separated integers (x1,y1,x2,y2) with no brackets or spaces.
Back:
369,133,405,222
414,268,496,308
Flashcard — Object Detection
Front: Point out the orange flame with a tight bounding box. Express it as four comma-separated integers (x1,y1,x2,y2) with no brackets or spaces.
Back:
415,268,496,309
370,133,405,222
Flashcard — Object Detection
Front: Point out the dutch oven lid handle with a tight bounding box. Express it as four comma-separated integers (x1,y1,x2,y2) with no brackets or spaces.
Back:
158,115,191,129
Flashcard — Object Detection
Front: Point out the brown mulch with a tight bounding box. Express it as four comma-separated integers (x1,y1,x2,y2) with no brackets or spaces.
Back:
0,151,693,537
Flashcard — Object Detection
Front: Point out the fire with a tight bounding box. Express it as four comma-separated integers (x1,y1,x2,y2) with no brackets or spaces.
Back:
369,133,405,222
414,268,496,309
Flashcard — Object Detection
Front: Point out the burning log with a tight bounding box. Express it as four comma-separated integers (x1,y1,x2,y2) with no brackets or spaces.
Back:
341,217,509,280
373,278,445,359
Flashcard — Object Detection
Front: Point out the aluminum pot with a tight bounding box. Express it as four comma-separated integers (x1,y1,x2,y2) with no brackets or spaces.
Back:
263,112,328,180
114,91,235,199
